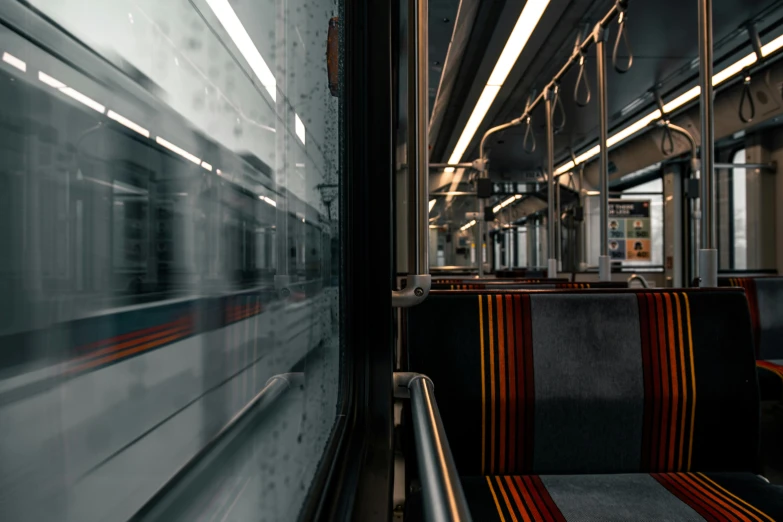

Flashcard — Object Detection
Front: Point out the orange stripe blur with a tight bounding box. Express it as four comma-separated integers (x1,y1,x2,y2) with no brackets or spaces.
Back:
496,295,507,474
479,296,487,473
696,473,774,522
674,293,688,471
509,476,541,522
680,474,751,522
486,477,508,522
70,328,191,373
654,293,670,471
505,294,517,472
72,319,189,363
664,293,680,471
495,476,520,522
488,297,496,472
682,293,696,470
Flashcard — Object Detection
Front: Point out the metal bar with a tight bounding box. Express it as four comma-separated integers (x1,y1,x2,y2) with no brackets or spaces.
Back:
430,191,477,196
430,162,474,169
393,0,431,306
474,2,627,187
596,28,611,282
698,0,717,287
545,88,557,277
128,374,297,521
476,197,484,277
394,373,472,522
715,162,775,170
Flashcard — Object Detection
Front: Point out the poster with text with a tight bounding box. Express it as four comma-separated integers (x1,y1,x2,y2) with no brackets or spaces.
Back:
608,199,651,262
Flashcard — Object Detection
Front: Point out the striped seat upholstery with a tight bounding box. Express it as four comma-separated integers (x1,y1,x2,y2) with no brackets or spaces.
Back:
405,289,783,521
720,277,783,401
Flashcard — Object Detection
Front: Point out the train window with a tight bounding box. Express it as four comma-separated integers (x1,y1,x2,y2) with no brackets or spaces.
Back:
732,149,748,269
0,0,343,520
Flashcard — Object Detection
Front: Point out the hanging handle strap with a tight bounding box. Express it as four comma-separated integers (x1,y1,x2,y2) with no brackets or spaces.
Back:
660,124,675,156
612,3,633,74
552,84,566,134
574,54,591,107
523,116,536,153
739,73,755,124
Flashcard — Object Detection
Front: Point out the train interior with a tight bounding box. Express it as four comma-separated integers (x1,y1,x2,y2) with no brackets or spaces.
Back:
0,0,782,520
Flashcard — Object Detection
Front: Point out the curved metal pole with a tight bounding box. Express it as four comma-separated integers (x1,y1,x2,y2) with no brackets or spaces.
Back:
393,0,431,306
394,373,473,522
698,0,717,287
627,273,650,288
596,27,611,282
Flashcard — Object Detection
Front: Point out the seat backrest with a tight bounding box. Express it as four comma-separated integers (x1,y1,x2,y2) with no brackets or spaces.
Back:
431,280,626,290
719,276,783,359
407,289,759,476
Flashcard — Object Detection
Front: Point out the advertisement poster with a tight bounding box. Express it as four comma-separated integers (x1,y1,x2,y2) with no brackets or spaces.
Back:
608,200,651,262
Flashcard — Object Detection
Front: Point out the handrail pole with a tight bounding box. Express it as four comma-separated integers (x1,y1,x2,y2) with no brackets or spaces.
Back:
698,0,717,287
393,0,431,306
395,373,472,522
596,25,611,282
545,87,558,277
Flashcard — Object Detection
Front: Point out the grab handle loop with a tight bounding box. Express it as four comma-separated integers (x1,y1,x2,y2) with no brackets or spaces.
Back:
523,116,536,153
552,84,566,134
660,124,674,156
739,73,755,124
574,54,591,107
612,8,633,74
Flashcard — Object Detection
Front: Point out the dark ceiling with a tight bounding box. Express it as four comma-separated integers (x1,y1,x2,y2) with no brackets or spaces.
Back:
429,0,783,179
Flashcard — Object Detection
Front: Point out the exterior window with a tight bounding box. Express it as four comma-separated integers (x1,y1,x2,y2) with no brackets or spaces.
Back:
0,0,343,520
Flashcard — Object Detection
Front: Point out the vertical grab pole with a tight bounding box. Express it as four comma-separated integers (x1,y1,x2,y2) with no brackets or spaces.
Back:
596,26,611,282
393,0,431,306
698,0,718,287
476,197,484,277
545,87,558,278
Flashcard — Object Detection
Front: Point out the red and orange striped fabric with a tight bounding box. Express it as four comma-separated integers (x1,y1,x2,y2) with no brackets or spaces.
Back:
486,475,566,522
479,294,534,475
638,292,697,472
653,472,774,521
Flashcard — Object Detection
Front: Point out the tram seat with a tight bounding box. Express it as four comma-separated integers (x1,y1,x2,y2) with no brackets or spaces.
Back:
405,289,783,521
719,276,783,402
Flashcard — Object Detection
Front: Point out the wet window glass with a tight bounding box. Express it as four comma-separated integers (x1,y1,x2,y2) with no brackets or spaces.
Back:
0,0,342,520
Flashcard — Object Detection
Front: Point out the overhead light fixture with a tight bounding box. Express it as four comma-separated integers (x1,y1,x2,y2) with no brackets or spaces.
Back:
492,195,520,213
443,0,550,173
205,0,277,101
429,199,437,213
554,39,783,175
460,219,477,231
107,110,150,138
38,71,65,89
295,113,306,144
156,136,201,165
201,161,213,171
61,87,106,114
2,52,26,72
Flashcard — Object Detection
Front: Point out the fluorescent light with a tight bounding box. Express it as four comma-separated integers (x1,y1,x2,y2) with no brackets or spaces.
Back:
607,110,660,147
295,113,306,144
38,71,65,89
447,85,501,165
487,0,550,86
662,86,700,113
554,161,575,175
260,195,277,207
575,145,600,165
107,110,150,137
2,52,26,72
60,87,106,113
201,161,213,171
156,136,201,164
429,199,436,213
443,1,548,169
295,162,305,168
461,219,477,231
205,0,276,101
713,52,756,85
762,34,783,56
585,190,600,196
